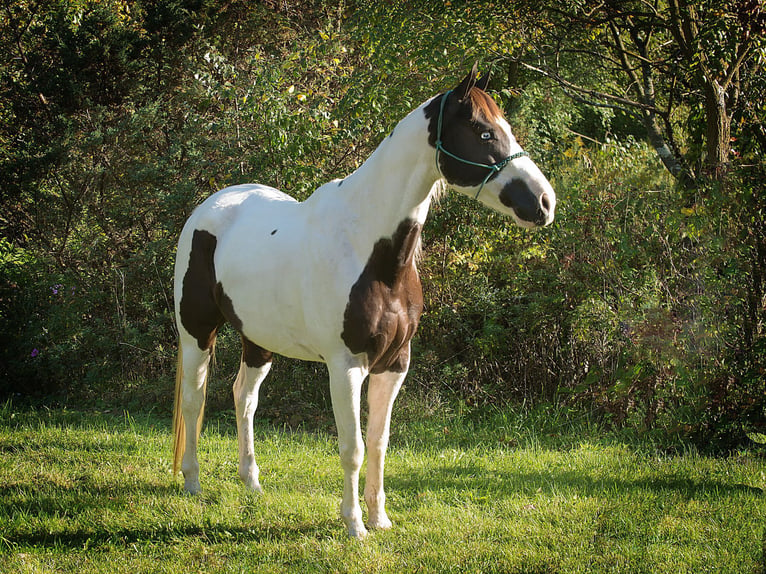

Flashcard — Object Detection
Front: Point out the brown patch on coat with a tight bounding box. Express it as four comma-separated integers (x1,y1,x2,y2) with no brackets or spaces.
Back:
215,282,243,332
215,283,273,367
242,336,273,368
179,229,224,351
179,229,273,367
341,219,424,373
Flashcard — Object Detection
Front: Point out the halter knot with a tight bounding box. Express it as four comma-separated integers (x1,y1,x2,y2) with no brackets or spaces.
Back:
435,90,528,199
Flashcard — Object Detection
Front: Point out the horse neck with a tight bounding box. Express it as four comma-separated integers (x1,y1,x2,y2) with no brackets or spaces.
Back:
340,109,439,235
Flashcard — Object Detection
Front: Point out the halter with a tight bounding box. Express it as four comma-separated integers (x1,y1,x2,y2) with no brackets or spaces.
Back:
435,90,528,199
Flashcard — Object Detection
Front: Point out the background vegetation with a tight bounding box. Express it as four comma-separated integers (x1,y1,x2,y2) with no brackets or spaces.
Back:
1,0,764,451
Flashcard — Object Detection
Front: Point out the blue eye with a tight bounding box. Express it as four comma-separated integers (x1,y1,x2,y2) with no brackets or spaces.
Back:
481,132,492,141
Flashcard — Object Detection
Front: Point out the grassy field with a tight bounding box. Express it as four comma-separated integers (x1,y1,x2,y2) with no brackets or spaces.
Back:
0,401,764,573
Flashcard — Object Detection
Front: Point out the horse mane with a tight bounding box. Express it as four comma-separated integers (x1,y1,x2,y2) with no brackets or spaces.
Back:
468,87,503,122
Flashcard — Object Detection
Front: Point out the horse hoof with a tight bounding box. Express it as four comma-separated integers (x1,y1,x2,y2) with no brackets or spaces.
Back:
342,511,368,539
183,480,202,495
367,516,393,531
245,480,264,494
239,471,263,493
348,524,369,539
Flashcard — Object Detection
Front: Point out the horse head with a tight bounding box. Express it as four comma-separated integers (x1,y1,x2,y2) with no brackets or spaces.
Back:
427,65,556,228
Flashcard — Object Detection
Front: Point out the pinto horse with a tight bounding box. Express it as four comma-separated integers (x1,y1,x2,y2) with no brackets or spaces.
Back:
172,67,556,538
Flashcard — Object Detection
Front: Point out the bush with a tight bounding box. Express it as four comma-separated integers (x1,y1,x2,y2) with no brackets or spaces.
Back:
1,1,762,451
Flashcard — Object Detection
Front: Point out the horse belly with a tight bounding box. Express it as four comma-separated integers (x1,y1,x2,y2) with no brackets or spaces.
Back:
227,285,328,363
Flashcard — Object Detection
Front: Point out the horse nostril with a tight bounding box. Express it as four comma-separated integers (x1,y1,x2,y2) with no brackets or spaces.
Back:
541,192,551,214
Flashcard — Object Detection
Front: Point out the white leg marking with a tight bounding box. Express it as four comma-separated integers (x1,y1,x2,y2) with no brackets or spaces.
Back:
328,361,368,538
180,344,212,494
365,369,406,530
233,361,271,492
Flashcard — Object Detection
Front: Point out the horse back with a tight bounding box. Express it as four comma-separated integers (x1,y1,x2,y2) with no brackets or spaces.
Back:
175,184,357,362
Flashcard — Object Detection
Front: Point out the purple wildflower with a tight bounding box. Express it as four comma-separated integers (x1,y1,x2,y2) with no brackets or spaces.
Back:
31,348,39,358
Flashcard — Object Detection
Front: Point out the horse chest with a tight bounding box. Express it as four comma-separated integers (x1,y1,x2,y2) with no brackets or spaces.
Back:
341,219,424,374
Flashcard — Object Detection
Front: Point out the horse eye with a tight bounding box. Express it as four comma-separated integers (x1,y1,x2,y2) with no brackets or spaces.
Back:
480,132,493,141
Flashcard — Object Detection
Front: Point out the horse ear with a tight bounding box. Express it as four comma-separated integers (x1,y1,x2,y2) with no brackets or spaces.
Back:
454,62,479,101
475,69,491,92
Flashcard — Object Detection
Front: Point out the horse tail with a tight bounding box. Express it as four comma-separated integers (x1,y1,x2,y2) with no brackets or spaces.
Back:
172,341,185,476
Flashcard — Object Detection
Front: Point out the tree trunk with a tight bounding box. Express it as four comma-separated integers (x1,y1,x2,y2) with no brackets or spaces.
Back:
641,108,692,185
704,80,731,179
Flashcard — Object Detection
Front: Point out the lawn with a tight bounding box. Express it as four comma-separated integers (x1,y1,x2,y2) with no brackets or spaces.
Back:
0,402,764,573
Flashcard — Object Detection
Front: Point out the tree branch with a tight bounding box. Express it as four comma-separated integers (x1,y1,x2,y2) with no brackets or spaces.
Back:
518,61,659,115
722,38,753,93
609,20,646,101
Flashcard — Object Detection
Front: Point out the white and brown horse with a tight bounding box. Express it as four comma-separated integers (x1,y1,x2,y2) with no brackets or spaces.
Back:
172,67,556,538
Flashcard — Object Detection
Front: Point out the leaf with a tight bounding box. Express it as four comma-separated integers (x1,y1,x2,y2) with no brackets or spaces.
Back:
747,432,766,445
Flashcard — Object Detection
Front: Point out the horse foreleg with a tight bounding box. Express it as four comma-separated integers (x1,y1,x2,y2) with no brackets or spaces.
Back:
328,361,367,538
233,351,271,492
365,369,406,530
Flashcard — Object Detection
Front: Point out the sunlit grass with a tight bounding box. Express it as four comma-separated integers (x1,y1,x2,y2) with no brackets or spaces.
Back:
1,403,764,573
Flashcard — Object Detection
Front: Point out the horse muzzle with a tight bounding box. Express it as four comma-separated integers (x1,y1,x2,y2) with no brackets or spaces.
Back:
499,178,555,227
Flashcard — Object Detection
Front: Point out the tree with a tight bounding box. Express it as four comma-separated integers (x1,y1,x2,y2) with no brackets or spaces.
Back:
517,0,766,183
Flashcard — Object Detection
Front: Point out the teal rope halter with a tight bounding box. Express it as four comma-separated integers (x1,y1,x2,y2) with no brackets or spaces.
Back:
435,90,528,199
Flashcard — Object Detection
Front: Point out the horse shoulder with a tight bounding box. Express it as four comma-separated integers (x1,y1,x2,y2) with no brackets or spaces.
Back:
341,218,424,374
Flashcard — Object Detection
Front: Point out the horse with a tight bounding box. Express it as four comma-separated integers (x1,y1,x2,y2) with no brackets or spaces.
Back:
172,66,556,538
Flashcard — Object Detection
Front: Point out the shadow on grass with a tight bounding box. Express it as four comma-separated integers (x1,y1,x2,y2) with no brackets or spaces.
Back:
0,518,337,551
386,459,764,506
0,408,341,550
0,475,339,550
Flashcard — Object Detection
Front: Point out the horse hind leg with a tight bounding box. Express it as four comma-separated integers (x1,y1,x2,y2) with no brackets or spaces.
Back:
173,334,214,494
234,337,273,492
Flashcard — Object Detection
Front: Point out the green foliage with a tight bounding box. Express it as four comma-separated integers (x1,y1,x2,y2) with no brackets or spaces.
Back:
0,1,763,450
418,125,764,449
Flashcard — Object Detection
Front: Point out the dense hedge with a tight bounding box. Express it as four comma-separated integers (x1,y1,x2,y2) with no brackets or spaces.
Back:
1,1,763,450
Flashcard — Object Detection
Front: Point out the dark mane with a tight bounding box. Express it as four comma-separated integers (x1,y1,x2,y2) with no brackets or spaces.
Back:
469,87,503,122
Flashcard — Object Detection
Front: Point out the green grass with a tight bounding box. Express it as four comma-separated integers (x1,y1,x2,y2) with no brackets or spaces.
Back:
0,402,764,573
